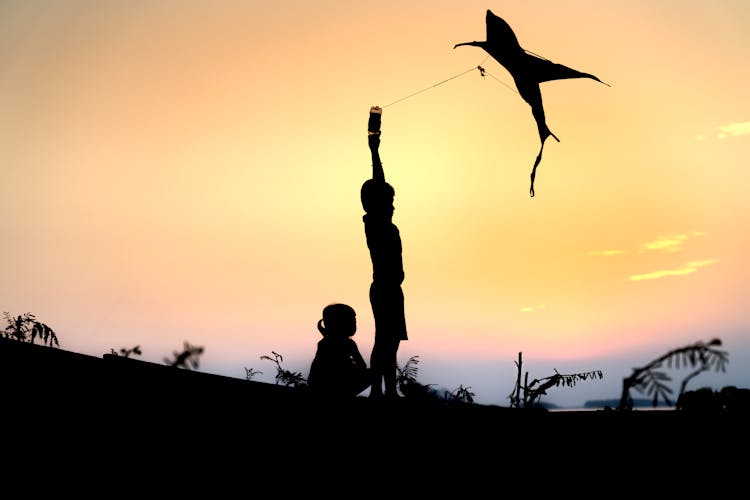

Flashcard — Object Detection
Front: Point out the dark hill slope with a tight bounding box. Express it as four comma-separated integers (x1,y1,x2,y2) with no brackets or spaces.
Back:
1,338,745,487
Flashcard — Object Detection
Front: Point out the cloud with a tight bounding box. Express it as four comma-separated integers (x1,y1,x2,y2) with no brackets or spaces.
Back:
641,234,688,252
639,232,705,253
716,121,750,139
587,233,706,258
628,259,719,282
520,304,545,313
588,232,712,281
586,249,625,256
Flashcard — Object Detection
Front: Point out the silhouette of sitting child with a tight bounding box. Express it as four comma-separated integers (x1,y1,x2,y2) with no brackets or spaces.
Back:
307,303,370,399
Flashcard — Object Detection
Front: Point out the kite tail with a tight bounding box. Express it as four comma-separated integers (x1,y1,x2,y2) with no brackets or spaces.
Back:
529,132,558,197
529,141,546,198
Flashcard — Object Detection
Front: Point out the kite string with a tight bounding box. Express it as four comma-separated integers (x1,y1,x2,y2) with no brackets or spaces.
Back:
479,68,520,96
381,65,477,108
380,56,519,109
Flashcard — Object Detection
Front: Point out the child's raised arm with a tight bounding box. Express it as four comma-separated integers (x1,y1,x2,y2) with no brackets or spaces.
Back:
368,106,385,183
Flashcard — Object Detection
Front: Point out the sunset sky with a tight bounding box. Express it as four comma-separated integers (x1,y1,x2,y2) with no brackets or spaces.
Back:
2,0,749,407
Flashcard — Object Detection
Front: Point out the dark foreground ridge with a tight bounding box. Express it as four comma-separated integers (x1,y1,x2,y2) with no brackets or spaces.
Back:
2,338,746,486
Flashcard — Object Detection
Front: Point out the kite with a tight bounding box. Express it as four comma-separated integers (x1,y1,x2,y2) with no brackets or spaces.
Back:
454,9,609,197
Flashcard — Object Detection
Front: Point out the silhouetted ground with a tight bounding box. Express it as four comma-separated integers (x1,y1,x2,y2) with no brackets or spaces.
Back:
2,338,746,491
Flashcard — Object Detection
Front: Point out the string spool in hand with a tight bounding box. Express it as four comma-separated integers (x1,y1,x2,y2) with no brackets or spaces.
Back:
368,106,382,135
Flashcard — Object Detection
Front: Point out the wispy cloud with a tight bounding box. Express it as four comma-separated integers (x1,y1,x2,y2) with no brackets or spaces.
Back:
586,249,625,256
639,232,706,253
588,232,714,282
520,304,545,313
586,232,706,258
696,121,750,140
628,259,719,282
641,234,688,252
716,121,750,139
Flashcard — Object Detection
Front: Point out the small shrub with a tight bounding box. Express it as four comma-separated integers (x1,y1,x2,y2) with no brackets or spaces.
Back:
244,367,262,380
110,345,142,358
164,341,204,370
508,352,603,409
260,351,307,387
2,312,59,347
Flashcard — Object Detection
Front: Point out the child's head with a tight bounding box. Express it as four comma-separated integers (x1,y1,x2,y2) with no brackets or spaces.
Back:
361,179,394,216
317,303,356,339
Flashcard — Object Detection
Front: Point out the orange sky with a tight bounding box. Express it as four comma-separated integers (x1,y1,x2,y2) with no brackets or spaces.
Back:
2,1,749,406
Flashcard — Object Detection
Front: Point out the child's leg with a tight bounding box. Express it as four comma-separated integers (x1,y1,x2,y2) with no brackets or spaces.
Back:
369,345,383,398
384,339,401,398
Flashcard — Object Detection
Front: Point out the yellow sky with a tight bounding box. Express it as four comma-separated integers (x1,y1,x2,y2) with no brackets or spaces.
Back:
2,1,749,406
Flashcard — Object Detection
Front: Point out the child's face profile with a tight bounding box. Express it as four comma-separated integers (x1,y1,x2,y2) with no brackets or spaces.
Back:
361,181,395,218
327,312,356,338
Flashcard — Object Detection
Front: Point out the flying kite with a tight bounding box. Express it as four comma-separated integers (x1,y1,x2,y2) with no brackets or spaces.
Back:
454,9,608,197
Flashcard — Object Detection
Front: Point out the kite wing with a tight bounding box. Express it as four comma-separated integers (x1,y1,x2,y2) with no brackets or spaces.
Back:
484,9,523,62
455,9,608,197
523,53,607,85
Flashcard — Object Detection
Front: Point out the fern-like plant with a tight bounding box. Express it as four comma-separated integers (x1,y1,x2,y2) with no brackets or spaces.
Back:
395,355,475,403
396,355,420,387
617,338,728,411
508,352,603,409
260,351,307,387
2,312,59,347
395,355,433,399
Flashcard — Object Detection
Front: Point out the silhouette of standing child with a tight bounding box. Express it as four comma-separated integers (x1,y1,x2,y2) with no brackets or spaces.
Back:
362,106,408,399
307,303,370,399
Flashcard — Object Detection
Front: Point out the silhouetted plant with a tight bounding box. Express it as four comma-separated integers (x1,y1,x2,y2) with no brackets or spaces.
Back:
395,355,473,402
2,311,59,347
396,355,420,386
618,338,728,411
164,341,204,370
396,355,433,398
260,351,307,387
244,367,262,380
508,352,603,408
110,345,142,358
449,384,475,404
